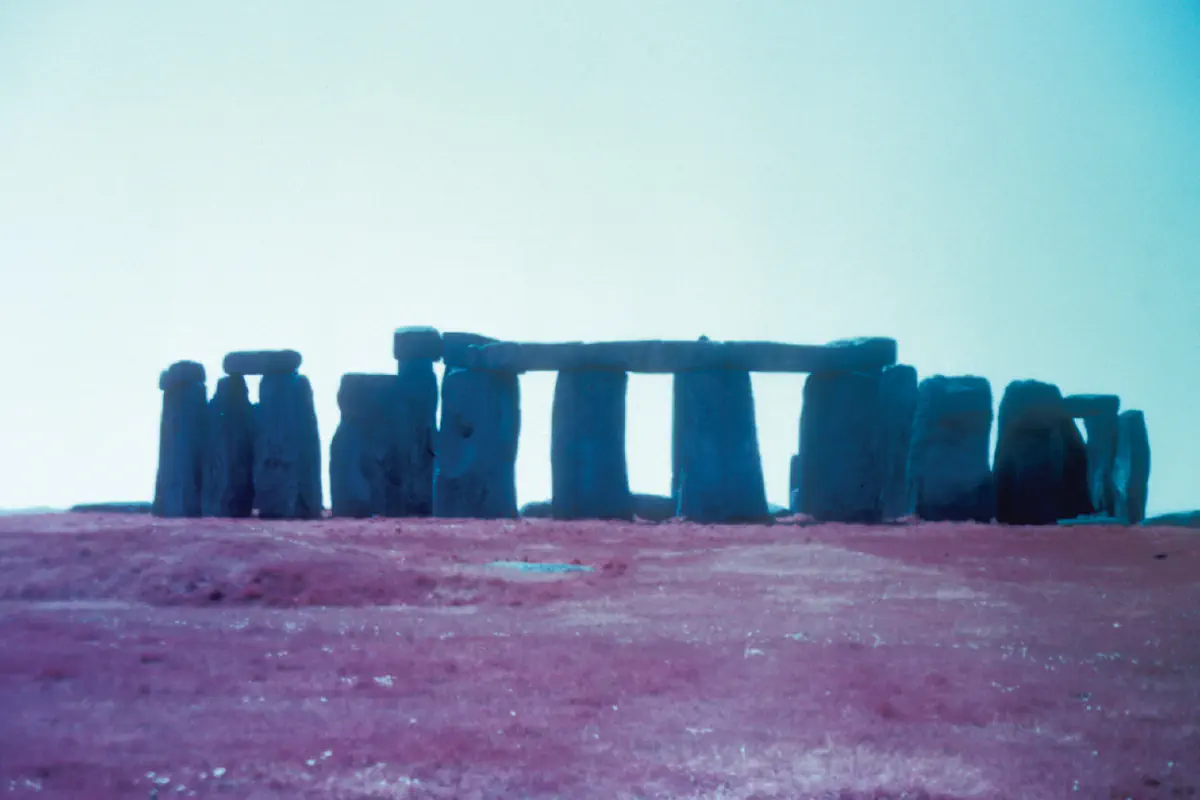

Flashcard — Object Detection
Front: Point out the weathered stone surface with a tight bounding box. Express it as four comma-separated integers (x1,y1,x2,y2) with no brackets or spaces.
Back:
634,493,678,522
158,360,205,390
906,375,994,523
70,502,152,514
461,337,898,374
433,368,520,519
788,453,802,513
254,373,322,519
798,370,885,523
330,374,398,519
1083,409,1120,517
223,350,302,376
201,375,255,518
551,370,633,520
393,360,439,516
994,380,1092,526
1062,394,1120,419
442,332,497,368
880,364,918,519
1113,410,1150,524
1142,510,1198,528
519,500,553,518
393,326,443,362
153,363,207,518
674,370,770,523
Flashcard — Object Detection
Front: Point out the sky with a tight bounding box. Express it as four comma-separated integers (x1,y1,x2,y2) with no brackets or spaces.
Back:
0,1,1196,515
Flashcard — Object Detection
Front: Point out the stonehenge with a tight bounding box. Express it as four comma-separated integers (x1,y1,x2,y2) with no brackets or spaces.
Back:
152,329,1157,528
906,376,994,523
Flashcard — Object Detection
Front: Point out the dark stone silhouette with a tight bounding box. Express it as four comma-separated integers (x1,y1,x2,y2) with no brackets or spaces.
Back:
880,364,918,519
153,361,207,518
222,350,301,376
393,326,444,362
1062,394,1119,419
442,332,498,368
994,380,1092,525
330,374,399,518
1114,410,1150,524
674,370,770,523
433,368,520,518
393,359,439,516
907,375,994,523
1082,408,1120,517
461,336,898,373
201,375,255,517
70,502,152,514
551,370,633,520
788,453,802,513
254,373,322,519
798,370,885,523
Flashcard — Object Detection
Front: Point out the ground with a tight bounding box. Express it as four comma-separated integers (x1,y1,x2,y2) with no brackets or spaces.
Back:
0,514,1197,800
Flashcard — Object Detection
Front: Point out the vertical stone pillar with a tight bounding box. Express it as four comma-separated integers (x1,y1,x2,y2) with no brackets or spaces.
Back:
906,375,994,522
202,374,255,517
673,370,769,523
153,361,208,518
393,327,443,516
788,453,802,513
1082,407,1120,518
255,372,323,519
551,369,633,520
433,367,521,518
1113,410,1150,524
798,369,885,523
879,364,918,519
330,374,399,518
994,380,1092,525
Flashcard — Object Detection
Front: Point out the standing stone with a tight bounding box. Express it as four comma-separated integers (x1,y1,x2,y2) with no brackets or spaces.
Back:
798,370,885,523
201,375,255,517
1074,398,1122,518
906,375,994,523
994,380,1092,525
1113,410,1151,524
674,370,770,523
392,359,439,516
879,364,918,519
254,372,323,519
551,369,633,520
330,374,401,518
788,453,802,513
433,368,520,518
153,361,208,518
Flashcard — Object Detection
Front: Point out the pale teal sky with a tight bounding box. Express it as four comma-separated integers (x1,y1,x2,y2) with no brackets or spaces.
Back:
0,1,1196,514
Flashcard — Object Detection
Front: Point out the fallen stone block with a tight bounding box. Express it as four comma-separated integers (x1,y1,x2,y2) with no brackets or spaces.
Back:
153,361,208,518
393,326,443,362
674,370,770,523
1057,513,1123,526
201,375,256,518
433,368,520,518
1142,510,1199,529
158,360,206,390
880,364,918,520
551,370,633,520
906,375,994,523
633,493,678,522
222,350,302,376
1113,410,1150,524
69,502,152,514
994,380,1093,525
1062,394,1120,419
798,369,885,523
519,500,553,518
461,337,898,374
254,373,323,519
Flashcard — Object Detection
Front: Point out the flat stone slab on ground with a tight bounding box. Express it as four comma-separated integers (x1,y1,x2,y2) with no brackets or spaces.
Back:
455,336,898,373
69,502,152,514
223,350,302,376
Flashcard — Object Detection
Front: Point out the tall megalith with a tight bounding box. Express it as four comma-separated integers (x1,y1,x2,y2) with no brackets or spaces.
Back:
674,369,769,523
798,369,885,523
1063,394,1121,518
330,374,400,518
1113,410,1150,524
433,366,521,518
254,372,323,519
994,380,1092,525
906,375,994,522
880,364,918,519
551,369,633,520
153,361,208,518
201,374,255,517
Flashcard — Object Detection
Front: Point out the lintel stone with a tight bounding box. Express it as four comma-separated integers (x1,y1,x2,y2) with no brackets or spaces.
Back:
393,326,443,362
1061,394,1120,419
223,349,302,376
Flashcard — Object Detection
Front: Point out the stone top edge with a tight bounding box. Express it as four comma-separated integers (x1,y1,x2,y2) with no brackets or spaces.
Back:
222,349,302,376
445,337,898,373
